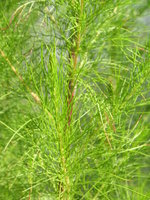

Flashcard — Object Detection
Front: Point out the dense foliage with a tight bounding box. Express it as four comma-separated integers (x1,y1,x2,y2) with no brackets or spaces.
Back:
0,0,150,199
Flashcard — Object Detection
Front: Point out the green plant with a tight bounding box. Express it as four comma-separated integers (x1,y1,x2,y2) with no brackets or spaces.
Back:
0,0,150,199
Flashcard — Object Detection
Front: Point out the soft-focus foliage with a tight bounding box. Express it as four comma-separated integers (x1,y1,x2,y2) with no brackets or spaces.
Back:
0,0,150,199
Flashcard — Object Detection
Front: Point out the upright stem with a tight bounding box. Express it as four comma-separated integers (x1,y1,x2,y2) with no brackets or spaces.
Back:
67,0,84,125
58,2,84,199
81,0,84,16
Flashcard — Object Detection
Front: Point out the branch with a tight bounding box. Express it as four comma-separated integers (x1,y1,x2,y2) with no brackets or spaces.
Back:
0,49,40,104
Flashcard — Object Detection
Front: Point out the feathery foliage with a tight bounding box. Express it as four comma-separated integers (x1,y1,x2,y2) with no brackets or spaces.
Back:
0,0,150,199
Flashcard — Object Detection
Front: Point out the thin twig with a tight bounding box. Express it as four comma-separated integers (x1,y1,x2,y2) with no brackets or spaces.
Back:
0,6,23,31
97,104,113,150
105,112,116,133
0,49,40,104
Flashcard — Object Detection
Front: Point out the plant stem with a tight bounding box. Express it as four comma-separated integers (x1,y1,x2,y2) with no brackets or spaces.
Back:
0,49,41,104
67,0,83,126
58,2,85,199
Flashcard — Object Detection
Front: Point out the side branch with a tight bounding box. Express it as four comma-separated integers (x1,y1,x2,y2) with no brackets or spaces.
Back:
0,49,40,104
